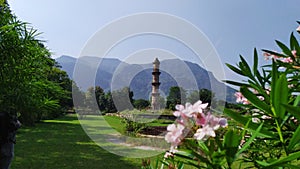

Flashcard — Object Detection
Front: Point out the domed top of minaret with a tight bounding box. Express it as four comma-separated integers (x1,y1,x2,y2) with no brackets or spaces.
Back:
153,58,160,65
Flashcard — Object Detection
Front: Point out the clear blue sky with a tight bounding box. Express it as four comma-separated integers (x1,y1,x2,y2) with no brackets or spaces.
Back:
8,0,300,81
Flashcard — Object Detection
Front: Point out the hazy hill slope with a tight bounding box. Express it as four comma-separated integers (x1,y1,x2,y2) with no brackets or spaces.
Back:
56,55,236,102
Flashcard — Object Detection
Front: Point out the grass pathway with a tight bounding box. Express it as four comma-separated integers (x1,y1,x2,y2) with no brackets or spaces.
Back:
11,115,151,169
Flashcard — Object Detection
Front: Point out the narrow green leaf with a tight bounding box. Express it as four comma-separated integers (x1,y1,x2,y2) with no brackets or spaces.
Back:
265,151,300,168
178,163,184,169
262,49,286,58
270,59,278,114
272,74,288,119
154,158,159,169
256,160,270,167
226,63,245,76
161,160,169,166
293,95,300,106
224,130,241,148
198,140,210,155
287,124,300,152
240,55,252,73
255,68,265,88
276,40,293,56
223,129,241,166
224,108,275,138
175,149,211,164
239,55,255,80
236,123,263,157
290,33,300,58
240,87,272,114
223,80,250,87
253,48,258,76
248,80,270,104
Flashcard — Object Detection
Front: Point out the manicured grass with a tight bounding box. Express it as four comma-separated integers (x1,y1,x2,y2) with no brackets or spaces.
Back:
104,115,127,134
11,114,200,169
11,115,152,169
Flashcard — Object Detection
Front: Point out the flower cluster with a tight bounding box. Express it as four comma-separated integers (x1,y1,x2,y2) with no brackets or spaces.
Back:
234,90,265,105
234,92,249,104
263,50,297,63
164,100,227,154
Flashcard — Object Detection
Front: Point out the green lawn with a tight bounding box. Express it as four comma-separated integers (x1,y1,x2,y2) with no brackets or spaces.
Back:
11,114,159,169
15,113,292,168
104,115,126,134
11,114,202,169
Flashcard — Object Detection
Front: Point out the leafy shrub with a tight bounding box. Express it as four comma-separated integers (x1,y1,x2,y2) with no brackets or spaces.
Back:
145,21,300,169
121,110,147,136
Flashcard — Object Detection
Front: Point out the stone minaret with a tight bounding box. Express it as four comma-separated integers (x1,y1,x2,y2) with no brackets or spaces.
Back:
151,58,161,110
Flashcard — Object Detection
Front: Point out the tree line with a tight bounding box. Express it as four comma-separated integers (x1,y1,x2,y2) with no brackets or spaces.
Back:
75,86,216,114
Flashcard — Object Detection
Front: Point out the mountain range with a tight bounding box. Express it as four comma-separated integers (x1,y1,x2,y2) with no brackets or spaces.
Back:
56,55,236,103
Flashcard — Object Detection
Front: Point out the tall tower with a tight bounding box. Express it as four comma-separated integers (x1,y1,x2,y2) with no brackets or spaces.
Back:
151,58,161,110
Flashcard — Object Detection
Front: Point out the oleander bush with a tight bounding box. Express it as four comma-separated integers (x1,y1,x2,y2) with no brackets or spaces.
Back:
143,21,300,169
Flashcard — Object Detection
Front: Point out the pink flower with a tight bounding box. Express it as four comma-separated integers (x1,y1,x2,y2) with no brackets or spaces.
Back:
263,52,280,60
234,92,243,101
194,125,216,140
165,124,185,146
195,112,206,126
264,50,297,63
292,50,297,58
195,111,228,129
174,101,208,118
205,113,221,130
205,113,228,129
263,52,272,60
219,118,228,128
166,100,227,151
234,92,249,105
193,113,228,140
174,104,192,118
281,57,293,63
242,99,250,105
193,100,209,113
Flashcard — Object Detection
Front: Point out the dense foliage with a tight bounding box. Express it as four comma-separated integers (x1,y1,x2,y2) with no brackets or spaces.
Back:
166,87,187,110
0,2,72,125
142,22,300,169
223,24,300,168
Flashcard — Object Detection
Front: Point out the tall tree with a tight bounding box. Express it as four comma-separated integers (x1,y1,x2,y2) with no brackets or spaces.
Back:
166,86,186,110
43,66,73,119
72,82,85,109
112,87,134,111
187,88,215,106
95,86,106,112
105,91,117,113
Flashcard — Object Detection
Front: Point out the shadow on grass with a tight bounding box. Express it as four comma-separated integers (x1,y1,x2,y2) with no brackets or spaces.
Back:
11,115,142,169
